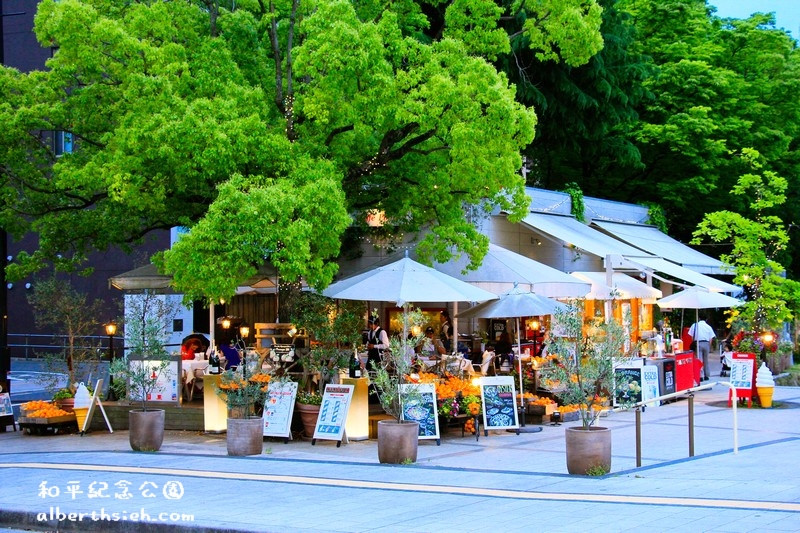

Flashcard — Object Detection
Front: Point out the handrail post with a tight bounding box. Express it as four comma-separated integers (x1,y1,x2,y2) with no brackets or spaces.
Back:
635,407,642,467
688,393,694,457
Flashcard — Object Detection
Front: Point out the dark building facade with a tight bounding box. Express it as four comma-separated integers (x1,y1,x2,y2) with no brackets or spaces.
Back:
1,0,170,354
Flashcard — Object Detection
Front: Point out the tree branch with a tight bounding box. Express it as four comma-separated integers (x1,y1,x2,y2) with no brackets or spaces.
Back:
325,125,355,146
268,1,285,115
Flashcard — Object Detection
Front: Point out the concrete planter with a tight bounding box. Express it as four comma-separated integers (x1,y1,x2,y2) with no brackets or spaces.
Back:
129,409,165,452
565,426,611,475
377,420,419,464
226,417,263,456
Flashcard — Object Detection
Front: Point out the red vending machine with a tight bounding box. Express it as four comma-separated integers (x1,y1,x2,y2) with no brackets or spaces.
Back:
674,351,696,391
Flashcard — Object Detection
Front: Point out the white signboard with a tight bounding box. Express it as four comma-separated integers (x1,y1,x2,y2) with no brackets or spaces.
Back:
641,365,660,408
400,383,440,440
0,393,12,417
730,359,755,390
263,381,298,438
128,360,179,403
312,384,354,444
479,376,519,431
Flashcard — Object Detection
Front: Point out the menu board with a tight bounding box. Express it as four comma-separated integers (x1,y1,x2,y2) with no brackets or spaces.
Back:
129,359,179,404
479,376,519,431
0,393,12,417
262,381,298,438
312,384,354,443
400,383,440,440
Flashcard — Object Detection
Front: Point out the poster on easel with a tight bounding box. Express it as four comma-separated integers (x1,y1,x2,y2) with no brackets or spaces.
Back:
0,391,15,431
312,384,354,445
400,383,440,440
730,358,755,394
479,376,519,432
80,379,113,434
263,381,298,439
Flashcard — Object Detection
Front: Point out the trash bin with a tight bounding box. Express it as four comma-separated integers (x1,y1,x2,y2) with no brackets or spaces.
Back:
673,351,694,391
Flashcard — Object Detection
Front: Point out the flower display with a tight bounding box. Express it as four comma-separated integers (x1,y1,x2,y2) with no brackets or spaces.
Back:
216,369,272,418
732,331,778,354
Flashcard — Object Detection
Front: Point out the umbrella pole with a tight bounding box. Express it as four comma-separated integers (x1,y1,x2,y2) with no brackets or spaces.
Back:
516,317,525,427
403,303,409,362
209,302,216,354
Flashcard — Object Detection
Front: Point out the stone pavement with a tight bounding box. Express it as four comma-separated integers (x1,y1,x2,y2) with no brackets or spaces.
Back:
0,379,798,532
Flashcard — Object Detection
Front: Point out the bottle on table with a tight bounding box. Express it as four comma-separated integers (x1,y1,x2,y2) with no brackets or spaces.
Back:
350,350,362,378
209,351,221,374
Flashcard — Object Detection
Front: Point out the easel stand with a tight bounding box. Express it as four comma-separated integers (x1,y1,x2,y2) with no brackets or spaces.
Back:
80,379,114,435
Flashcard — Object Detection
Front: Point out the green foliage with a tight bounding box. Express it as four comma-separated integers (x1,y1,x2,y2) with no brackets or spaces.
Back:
540,301,638,428
284,291,364,393
584,464,609,476
1,0,593,299
215,369,272,418
296,390,323,405
642,202,668,233
27,278,105,391
693,149,797,331
562,182,585,222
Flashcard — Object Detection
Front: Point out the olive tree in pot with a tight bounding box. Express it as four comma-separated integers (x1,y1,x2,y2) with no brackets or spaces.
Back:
370,309,426,464
541,302,638,475
109,290,180,452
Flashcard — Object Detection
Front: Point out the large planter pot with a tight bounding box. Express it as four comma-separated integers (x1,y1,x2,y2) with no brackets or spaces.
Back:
55,398,74,413
295,402,321,438
129,409,165,452
377,420,419,464
565,426,611,475
226,417,263,456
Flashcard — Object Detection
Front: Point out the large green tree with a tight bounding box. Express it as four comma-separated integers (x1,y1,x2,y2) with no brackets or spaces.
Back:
616,0,800,269
0,0,606,302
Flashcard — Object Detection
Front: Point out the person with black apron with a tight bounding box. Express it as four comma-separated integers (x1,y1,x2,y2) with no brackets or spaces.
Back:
366,317,390,371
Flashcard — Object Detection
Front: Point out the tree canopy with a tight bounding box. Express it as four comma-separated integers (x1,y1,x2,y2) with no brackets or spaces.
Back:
0,0,607,302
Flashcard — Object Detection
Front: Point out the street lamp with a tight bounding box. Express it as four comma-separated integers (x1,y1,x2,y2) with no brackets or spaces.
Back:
104,322,118,400
760,331,774,363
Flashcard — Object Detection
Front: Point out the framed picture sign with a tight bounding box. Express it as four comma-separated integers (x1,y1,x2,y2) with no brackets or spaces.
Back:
400,383,440,441
312,384,354,447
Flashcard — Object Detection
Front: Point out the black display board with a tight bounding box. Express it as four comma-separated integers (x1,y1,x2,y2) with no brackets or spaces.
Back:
479,376,519,431
614,367,643,405
400,383,440,440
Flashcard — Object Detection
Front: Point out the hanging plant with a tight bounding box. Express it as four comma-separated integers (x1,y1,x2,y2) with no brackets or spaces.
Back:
562,183,585,222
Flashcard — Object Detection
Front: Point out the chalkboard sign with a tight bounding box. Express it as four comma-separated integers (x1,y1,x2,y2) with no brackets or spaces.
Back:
400,383,440,440
615,366,643,406
312,384,354,445
479,376,519,431
263,381,298,439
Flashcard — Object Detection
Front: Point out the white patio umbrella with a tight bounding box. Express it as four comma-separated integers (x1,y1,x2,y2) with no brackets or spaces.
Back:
655,286,742,366
322,252,498,350
456,284,567,426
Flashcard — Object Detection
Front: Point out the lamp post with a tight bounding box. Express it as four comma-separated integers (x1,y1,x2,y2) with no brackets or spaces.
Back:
104,322,118,400
239,324,250,377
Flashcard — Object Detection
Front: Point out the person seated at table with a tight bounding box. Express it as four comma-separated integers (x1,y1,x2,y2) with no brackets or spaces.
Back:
220,340,241,370
420,327,446,358
181,339,202,361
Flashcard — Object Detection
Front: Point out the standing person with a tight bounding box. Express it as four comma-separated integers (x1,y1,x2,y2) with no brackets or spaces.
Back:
689,314,716,381
366,317,390,372
439,310,453,352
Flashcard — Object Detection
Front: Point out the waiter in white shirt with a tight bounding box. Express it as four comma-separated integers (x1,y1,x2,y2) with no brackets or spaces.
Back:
688,316,716,381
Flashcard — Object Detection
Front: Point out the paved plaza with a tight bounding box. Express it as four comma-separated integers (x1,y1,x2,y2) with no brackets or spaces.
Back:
0,375,798,532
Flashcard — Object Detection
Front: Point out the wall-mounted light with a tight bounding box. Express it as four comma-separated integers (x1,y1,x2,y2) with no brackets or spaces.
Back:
221,317,231,330
25,282,31,290
239,324,250,339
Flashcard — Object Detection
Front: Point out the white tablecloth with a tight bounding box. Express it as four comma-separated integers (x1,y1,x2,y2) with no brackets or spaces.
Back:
182,360,209,384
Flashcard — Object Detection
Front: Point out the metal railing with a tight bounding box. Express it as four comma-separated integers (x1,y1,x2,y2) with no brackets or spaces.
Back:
616,381,740,467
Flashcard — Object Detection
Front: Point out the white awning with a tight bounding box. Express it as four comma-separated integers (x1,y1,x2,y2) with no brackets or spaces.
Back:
624,256,740,294
522,212,645,257
592,220,729,275
570,272,662,303
432,243,591,298
521,212,740,294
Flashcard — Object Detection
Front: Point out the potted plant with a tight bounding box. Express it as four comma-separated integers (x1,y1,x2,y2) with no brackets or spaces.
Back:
295,389,323,438
109,290,180,452
541,302,638,475
216,368,271,455
370,309,425,464
285,291,364,437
